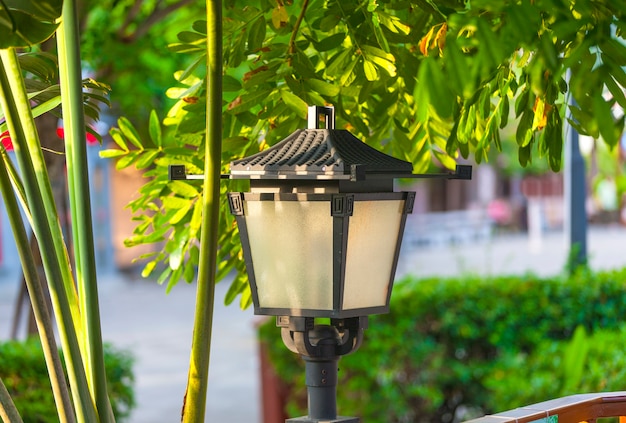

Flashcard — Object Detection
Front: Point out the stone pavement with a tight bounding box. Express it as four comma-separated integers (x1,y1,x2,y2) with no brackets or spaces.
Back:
397,223,626,279
1,224,626,422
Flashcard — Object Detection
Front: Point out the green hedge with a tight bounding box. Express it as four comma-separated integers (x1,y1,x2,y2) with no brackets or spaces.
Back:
259,268,626,422
484,324,626,412
0,338,135,422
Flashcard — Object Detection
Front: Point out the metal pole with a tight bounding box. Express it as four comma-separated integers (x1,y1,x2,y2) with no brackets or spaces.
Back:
564,98,588,272
304,356,339,420
285,324,359,423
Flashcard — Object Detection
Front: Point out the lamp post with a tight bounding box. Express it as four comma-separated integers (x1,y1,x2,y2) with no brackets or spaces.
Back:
171,105,471,422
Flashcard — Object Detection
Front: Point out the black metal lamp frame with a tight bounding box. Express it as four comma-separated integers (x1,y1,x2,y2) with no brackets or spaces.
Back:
228,190,415,318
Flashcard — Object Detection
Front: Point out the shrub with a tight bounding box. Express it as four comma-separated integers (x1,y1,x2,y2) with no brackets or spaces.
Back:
485,325,626,412
259,268,626,422
0,338,135,422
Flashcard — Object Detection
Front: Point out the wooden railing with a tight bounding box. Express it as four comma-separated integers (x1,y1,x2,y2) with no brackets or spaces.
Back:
465,392,626,423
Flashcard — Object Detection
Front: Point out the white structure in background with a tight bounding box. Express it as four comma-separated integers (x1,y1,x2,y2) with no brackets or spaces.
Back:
0,121,113,276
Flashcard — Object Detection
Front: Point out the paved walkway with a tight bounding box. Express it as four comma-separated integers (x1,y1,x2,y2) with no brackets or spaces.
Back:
1,224,626,422
397,224,626,279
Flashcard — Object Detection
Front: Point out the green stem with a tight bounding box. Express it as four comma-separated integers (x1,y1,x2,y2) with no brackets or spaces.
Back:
0,48,97,423
0,148,76,423
181,0,222,421
0,377,23,423
56,1,113,420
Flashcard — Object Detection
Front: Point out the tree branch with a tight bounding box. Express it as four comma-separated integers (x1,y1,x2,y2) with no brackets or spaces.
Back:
116,0,143,40
289,0,310,55
120,0,196,43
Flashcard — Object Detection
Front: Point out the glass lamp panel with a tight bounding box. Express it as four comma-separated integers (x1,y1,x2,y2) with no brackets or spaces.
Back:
342,199,404,310
244,199,334,312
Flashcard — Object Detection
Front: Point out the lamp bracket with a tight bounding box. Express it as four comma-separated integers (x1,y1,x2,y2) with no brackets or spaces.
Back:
278,316,367,358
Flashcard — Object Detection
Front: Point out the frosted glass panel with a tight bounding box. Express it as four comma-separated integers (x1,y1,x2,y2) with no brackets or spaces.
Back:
245,200,333,312
342,200,404,310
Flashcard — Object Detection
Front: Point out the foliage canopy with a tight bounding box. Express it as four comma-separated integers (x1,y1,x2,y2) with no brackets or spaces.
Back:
103,0,626,301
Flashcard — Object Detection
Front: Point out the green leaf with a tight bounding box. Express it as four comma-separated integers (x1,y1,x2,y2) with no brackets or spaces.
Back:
189,200,202,239
518,143,532,167
149,110,162,147
162,195,192,210
115,151,140,170
326,49,353,78
169,203,191,225
611,58,626,91
601,39,626,67
5,0,63,21
28,96,61,120
314,33,346,52
141,260,158,278
247,16,266,52
177,31,205,43
371,14,390,54
165,266,183,293
319,13,341,32
361,44,394,62
228,88,273,113
18,52,57,81
361,44,396,76
169,181,200,198
223,75,242,92
562,326,589,392
443,37,471,98
339,55,358,86
420,59,455,118
594,92,619,149
99,149,128,159
516,110,534,147
168,233,187,270
417,58,453,119
224,275,247,306
0,2,61,47
239,284,253,310
135,150,160,169
377,11,411,35
606,74,626,111
515,89,530,118
499,96,510,129
280,90,308,119
157,267,172,285
363,59,378,82
568,105,597,138
117,117,143,149
223,136,250,153
305,78,340,97
546,111,563,172
183,261,195,283
433,149,457,170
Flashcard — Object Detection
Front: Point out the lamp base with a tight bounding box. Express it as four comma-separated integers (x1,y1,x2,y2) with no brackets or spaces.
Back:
286,416,359,423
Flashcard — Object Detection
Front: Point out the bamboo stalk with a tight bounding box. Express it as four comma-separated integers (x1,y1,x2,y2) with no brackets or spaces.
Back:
181,0,223,421
56,0,113,420
0,48,97,423
0,148,76,423
0,377,24,423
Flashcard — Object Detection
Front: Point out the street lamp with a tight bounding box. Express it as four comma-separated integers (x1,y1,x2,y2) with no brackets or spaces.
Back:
171,105,471,422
